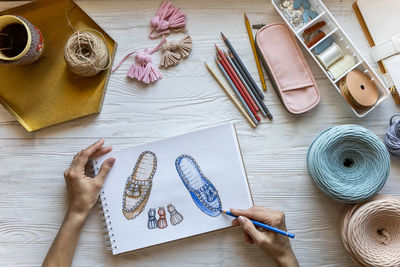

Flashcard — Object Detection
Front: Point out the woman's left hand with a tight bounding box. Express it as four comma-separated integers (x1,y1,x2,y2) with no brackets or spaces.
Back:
64,138,115,218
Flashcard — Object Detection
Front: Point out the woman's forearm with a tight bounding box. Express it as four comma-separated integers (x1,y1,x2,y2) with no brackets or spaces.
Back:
42,210,88,267
275,250,299,267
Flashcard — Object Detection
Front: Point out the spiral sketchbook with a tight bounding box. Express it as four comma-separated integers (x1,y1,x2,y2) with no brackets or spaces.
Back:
92,123,253,255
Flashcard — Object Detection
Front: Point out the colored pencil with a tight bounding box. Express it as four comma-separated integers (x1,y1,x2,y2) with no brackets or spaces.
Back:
229,53,273,120
221,32,264,100
244,13,267,91
221,210,295,239
225,52,267,117
214,58,259,126
205,62,257,128
215,44,259,114
217,54,261,122
229,51,273,120
216,49,259,117
228,49,258,99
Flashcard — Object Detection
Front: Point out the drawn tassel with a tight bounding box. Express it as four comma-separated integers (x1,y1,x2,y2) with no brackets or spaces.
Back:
150,1,187,39
147,208,157,229
167,203,183,225
157,207,168,229
112,38,166,84
160,35,192,68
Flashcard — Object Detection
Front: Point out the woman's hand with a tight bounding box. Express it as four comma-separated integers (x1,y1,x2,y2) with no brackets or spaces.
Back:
43,139,115,266
231,207,299,267
64,138,115,219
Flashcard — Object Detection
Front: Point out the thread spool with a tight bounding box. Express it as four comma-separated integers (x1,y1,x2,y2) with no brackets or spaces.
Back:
341,195,400,267
314,36,334,54
64,30,109,77
307,124,390,203
327,54,356,80
339,70,378,110
316,42,343,69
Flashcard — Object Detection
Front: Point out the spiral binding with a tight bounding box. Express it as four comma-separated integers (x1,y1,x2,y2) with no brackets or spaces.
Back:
93,159,117,253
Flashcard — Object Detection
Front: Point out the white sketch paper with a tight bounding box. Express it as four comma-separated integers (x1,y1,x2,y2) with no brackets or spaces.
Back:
94,123,253,255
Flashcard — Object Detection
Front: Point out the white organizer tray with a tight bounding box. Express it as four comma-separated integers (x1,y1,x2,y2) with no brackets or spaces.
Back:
271,0,389,117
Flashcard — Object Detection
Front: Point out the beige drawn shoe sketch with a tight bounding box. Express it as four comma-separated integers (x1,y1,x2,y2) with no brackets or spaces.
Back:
122,151,157,220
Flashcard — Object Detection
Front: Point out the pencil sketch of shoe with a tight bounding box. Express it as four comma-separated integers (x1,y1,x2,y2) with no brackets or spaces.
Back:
157,207,168,229
175,155,222,217
167,203,183,225
147,208,157,229
122,151,157,220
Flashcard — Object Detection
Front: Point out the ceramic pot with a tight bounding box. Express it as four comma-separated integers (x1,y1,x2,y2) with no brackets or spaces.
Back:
0,15,44,65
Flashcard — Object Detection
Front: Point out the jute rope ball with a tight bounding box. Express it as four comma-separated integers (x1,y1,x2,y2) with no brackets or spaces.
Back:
341,195,400,267
307,124,390,203
64,31,109,77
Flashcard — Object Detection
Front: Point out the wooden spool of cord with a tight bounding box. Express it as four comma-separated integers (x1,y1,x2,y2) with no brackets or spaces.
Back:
339,70,378,110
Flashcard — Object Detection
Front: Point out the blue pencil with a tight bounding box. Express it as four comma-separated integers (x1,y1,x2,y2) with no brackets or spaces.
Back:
222,210,295,239
215,58,259,126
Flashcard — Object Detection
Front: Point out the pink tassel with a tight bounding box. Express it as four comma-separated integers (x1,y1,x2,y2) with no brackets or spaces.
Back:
149,1,187,39
112,38,166,84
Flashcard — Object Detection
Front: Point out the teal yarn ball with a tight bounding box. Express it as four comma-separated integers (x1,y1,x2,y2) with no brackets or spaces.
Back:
307,125,390,203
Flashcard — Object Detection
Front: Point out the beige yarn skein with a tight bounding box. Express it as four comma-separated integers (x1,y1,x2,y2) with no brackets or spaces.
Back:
64,31,109,77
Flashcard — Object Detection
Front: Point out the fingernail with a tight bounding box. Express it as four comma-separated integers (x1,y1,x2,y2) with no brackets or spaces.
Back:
107,157,115,166
230,208,238,213
238,216,245,225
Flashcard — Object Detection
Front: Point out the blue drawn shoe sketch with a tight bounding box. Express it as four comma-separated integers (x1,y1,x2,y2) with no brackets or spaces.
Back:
147,208,157,229
122,151,157,220
175,155,222,217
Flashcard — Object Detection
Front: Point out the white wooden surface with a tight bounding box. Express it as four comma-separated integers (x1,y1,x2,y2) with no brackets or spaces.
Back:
1,0,399,266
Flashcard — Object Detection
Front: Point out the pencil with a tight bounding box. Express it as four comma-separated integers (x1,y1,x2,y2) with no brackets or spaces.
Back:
244,13,267,91
229,51,273,120
221,32,264,100
205,62,257,128
215,44,259,114
217,54,261,122
225,52,267,117
215,58,259,126
221,210,295,239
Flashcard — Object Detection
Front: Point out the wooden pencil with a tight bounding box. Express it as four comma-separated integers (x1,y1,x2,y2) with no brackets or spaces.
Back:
215,44,259,114
225,51,267,117
205,62,257,128
217,53,260,121
222,210,295,238
221,32,264,100
244,13,267,91
229,51,273,120
217,54,261,121
214,57,259,125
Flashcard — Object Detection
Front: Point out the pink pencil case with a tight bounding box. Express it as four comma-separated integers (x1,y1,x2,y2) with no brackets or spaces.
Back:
255,23,320,114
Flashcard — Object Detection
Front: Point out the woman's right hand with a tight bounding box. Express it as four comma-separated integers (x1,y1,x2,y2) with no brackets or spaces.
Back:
231,207,299,267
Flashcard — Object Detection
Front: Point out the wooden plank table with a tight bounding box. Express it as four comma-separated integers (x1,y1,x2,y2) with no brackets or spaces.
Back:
0,0,399,266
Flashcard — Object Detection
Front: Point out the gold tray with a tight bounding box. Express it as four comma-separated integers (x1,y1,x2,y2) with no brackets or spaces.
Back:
0,0,117,132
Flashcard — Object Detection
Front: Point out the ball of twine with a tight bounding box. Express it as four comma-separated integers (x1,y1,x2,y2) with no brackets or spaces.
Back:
307,125,390,203
384,114,400,157
341,195,400,267
64,31,109,77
